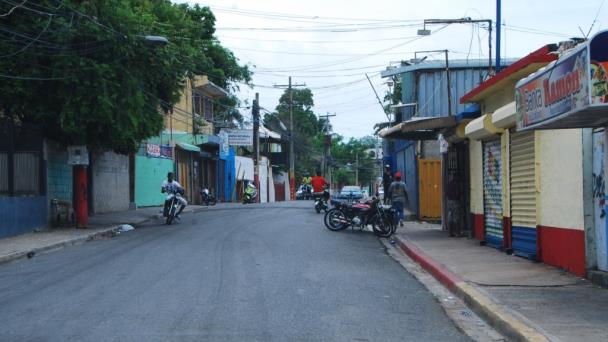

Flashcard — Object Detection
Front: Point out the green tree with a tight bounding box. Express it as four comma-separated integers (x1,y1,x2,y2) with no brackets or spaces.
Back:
263,88,325,181
0,1,250,153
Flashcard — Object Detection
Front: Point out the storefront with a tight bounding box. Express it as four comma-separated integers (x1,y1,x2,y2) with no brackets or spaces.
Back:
465,113,504,249
514,30,608,276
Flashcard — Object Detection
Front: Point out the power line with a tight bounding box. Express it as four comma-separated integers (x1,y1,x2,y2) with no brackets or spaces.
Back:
0,15,52,58
0,0,27,17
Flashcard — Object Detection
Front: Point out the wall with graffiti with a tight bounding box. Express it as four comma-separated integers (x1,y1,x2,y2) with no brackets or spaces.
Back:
483,139,503,247
595,130,607,271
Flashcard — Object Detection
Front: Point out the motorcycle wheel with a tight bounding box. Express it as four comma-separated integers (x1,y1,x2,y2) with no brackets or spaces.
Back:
315,202,321,213
371,216,393,238
166,205,176,225
324,208,349,231
210,197,217,206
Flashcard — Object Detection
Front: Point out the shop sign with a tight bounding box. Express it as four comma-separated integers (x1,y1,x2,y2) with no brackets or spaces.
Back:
146,143,173,159
516,30,608,130
221,129,253,146
146,143,161,157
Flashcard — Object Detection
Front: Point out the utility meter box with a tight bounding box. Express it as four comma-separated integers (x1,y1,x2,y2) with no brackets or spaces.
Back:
67,145,89,165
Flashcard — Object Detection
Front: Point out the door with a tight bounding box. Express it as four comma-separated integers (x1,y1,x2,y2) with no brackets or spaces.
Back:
218,159,226,202
419,159,442,219
483,139,503,249
510,131,537,259
594,131,607,271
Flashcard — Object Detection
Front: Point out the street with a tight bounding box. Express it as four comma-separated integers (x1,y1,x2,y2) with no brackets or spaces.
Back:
0,201,469,342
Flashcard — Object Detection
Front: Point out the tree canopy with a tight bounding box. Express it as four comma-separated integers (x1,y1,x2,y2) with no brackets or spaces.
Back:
264,88,379,189
0,0,251,153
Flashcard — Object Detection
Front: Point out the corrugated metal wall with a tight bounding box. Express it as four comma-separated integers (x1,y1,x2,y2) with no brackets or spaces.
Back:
417,68,486,117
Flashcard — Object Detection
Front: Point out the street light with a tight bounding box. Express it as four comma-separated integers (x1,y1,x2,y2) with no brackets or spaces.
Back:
418,18,493,75
143,35,169,46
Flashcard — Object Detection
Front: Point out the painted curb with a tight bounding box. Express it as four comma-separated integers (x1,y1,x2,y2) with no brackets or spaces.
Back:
0,225,122,266
394,236,550,342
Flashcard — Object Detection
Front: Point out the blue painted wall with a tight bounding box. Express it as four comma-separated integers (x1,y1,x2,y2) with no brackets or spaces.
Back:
220,147,236,202
0,196,47,238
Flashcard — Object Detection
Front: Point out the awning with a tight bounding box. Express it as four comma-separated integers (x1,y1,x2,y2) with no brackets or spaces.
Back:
202,135,221,146
379,116,457,140
176,142,201,152
492,102,516,129
465,114,503,141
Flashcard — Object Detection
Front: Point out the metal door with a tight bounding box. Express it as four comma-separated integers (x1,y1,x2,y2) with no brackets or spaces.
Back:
510,131,537,259
483,140,503,249
419,159,442,219
594,131,607,271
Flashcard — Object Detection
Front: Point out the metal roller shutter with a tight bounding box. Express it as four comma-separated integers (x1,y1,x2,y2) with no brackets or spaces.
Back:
483,140,503,249
510,131,537,259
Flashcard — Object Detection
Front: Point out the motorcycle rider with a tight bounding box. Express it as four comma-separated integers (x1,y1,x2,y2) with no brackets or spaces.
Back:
244,181,257,202
311,170,329,202
161,172,187,218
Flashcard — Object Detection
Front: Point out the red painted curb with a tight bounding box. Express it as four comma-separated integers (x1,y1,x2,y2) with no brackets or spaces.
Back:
394,236,463,290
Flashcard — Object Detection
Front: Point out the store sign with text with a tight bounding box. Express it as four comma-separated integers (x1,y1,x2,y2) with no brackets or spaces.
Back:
516,30,608,130
221,129,253,146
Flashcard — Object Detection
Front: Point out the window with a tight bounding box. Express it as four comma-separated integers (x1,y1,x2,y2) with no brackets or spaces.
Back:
203,97,213,121
0,152,7,195
13,152,39,195
192,90,201,115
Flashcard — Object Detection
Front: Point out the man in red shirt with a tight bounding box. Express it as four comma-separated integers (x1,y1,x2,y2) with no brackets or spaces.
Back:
311,171,329,201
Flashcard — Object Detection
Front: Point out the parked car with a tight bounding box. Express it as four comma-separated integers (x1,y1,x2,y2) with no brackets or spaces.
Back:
336,185,364,201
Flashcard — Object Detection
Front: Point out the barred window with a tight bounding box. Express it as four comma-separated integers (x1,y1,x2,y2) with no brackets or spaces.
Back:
0,152,7,195
13,152,40,195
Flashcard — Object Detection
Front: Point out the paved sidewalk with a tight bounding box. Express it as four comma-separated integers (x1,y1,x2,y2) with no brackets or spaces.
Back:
0,205,207,265
394,222,608,342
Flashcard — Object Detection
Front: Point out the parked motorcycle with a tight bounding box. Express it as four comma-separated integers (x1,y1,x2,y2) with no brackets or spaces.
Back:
200,187,217,206
243,183,258,204
314,189,330,213
164,187,184,225
324,197,396,237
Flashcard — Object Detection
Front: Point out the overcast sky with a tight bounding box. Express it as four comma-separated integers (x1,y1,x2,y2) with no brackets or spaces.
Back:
182,0,605,138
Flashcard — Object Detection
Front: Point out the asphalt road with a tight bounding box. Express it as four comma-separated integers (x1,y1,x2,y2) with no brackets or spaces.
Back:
0,201,470,342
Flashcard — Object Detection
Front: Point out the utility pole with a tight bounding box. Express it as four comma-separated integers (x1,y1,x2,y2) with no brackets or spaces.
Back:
273,77,305,200
418,18,493,75
414,50,452,115
252,93,260,203
355,153,359,186
319,113,336,178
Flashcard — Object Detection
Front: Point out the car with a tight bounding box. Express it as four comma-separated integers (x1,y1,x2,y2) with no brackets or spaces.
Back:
336,185,363,201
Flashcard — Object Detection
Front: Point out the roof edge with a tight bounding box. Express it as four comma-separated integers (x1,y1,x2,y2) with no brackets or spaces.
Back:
459,44,558,103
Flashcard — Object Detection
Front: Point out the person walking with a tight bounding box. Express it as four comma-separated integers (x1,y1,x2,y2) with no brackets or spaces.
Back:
388,172,408,227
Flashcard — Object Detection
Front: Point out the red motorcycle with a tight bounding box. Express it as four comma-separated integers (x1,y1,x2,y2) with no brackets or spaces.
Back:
324,198,396,237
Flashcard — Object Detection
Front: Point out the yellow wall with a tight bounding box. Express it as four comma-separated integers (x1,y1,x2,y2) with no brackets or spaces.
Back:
469,139,484,215
163,76,214,135
537,129,584,230
480,90,515,115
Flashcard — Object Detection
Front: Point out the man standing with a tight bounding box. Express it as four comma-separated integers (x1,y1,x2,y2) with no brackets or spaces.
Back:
161,172,187,218
388,172,408,227
382,165,393,204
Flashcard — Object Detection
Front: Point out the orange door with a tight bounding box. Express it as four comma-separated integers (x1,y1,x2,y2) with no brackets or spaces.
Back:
419,159,442,219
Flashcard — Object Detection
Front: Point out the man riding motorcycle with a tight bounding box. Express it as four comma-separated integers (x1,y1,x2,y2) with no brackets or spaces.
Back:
161,172,187,218
311,170,329,201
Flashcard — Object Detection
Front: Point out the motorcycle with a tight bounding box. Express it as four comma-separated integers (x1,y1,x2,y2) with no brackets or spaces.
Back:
324,197,396,237
200,187,217,206
314,189,329,213
242,183,258,204
164,187,184,225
